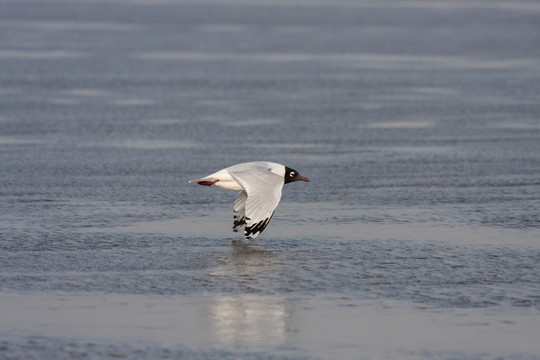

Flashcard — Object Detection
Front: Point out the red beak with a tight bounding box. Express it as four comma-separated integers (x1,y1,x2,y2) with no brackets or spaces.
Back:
300,176,310,182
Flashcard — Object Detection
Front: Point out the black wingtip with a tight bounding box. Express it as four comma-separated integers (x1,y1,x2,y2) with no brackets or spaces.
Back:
233,215,246,232
243,212,274,240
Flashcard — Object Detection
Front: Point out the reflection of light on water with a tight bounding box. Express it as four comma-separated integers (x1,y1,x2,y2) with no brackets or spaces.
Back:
134,51,539,70
365,120,434,129
209,294,288,346
104,139,197,149
0,137,44,146
224,119,281,127
0,50,83,59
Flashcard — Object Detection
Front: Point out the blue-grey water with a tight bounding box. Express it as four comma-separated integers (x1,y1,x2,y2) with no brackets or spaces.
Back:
1,0,540,359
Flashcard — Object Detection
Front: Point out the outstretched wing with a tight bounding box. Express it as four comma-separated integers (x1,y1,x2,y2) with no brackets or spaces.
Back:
229,168,284,240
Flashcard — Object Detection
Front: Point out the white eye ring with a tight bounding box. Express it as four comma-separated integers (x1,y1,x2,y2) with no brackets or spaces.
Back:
289,171,295,177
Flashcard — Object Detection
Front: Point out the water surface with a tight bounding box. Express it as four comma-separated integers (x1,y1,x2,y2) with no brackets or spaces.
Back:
0,0,539,359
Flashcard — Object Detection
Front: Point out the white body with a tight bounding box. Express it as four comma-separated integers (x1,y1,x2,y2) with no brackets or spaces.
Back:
190,161,286,191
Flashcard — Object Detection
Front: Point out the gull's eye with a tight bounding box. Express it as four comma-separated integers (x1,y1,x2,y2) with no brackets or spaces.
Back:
289,171,295,177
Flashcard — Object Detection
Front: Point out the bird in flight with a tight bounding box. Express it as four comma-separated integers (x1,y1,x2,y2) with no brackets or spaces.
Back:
190,161,309,240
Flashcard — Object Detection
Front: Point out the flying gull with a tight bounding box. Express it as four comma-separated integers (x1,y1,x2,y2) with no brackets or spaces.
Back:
190,161,309,240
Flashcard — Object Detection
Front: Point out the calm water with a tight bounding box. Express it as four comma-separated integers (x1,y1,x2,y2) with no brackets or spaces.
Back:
1,0,539,359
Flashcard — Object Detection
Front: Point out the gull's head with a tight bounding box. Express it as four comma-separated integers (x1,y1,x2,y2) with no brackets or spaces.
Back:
284,166,310,184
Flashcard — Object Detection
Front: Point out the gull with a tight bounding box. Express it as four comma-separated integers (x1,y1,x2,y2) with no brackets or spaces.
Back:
189,161,309,240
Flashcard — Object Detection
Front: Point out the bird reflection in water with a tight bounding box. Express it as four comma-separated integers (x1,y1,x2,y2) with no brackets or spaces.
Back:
206,241,294,347
208,293,290,346
231,239,271,255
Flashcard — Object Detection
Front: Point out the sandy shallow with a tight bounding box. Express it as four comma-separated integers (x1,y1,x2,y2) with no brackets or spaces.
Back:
2,291,539,360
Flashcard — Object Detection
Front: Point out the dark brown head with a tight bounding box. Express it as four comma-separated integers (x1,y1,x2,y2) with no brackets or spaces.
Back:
284,166,310,184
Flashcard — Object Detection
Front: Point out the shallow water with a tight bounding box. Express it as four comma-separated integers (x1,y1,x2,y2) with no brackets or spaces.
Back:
1,0,539,359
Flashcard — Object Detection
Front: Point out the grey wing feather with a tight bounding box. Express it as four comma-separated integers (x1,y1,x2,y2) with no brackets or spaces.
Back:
233,190,247,232
229,168,284,240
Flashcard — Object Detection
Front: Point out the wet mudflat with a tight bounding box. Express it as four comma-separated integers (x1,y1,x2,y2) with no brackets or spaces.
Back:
1,0,540,359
